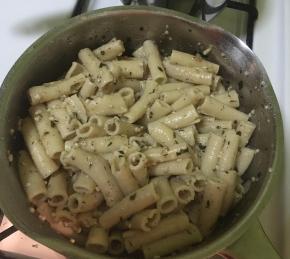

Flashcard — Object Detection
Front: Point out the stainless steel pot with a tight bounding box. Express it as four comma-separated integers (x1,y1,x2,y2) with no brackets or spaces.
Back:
0,6,283,259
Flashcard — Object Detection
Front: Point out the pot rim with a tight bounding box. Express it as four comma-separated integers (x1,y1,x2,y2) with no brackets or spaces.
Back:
0,5,284,259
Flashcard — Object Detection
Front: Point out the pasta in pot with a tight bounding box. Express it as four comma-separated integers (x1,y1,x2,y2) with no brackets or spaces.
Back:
17,38,257,258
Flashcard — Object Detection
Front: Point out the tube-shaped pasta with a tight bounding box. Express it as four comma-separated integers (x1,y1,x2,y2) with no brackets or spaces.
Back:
18,150,47,204
123,212,190,253
159,104,200,129
86,227,109,254
133,45,146,59
65,61,88,79
171,89,204,111
78,48,101,80
28,73,86,105
198,179,226,235
61,148,123,207
143,40,167,83
159,90,181,104
128,152,149,186
73,172,96,194
47,100,80,140
29,104,64,159
124,81,159,123
163,60,213,86
170,50,219,74
111,156,139,195
79,135,128,154
201,133,224,176
79,78,97,99
68,192,104,213
85,93,128,116
158,82,193,92
146,99,172,122
21,117,59,178
118,87,135,107
142,224,203,259
197,117,233,134
47,170,68,207
145,143,191,164
213,90,240,108
217,170,238,215
94,38,125,61
129,209,160,232
236,120,256,147
236,147,255,175
218,130,240,171
150,158,193,176
198,96,248,121
148,121,181,147
76,120,106,139
64,94,87,123
113,59,144,79
99,183,159,229
108,231,125,255
175,126,196,146
152,176,178,214
104,116,143,136
170,177,195,204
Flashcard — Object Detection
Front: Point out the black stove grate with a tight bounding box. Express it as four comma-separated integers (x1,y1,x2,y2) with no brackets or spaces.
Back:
194,0,258,49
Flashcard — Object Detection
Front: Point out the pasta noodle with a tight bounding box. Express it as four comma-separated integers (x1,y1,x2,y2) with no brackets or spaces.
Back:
28,74,86,105
143,40,167,83
128,152,149,186
21,117,59,178
110,155,139,195
236,147,256,175
108,231,125,255
152,176,178,214
18,150,47,205
47,169,68,207
149,158,193,176
73,172,96,194
78,135,128,154
86,227,109,254
170,50,219,74
93,38,125,61
67,192,104,213
47,99,80,140
198,96,248,121
61,148,123,207
163,60,213,85
142,224,202,259
99,183,159,229
128,209,160,232
198,179,226,235
29,104,64,159
123,212,190,253
158,104,200,129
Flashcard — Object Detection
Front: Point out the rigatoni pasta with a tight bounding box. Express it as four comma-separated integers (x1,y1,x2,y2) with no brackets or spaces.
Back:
18,38,258,258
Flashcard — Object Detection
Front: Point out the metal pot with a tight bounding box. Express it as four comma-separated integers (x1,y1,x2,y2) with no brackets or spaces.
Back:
0,6,283,259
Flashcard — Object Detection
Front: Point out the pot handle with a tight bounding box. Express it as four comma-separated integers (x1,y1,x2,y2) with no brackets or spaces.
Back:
221,218,281,259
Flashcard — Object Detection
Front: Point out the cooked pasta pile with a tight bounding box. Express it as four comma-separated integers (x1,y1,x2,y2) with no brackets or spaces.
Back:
18,38,256,258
